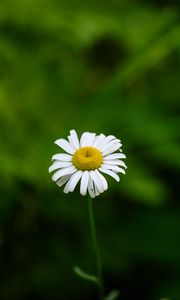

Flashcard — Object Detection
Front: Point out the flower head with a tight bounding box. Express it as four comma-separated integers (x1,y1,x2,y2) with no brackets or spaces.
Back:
49,130,127,198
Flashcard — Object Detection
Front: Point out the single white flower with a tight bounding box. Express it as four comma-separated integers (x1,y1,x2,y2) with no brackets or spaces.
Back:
49,130,127,198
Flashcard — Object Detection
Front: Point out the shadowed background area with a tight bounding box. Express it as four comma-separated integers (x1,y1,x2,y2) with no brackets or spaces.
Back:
0,0,180,299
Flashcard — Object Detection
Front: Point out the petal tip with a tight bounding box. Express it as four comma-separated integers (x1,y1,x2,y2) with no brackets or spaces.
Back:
63,190,69,194
54,139,60,145
48,166,53,173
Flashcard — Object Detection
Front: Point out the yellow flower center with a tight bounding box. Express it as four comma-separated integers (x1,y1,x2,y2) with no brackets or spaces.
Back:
72,146,103,171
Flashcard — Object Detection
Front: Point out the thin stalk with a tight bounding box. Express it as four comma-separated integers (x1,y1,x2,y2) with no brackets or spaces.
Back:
88,196,104,300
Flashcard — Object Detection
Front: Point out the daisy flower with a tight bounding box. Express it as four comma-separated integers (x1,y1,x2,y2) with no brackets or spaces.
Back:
49,130,127,198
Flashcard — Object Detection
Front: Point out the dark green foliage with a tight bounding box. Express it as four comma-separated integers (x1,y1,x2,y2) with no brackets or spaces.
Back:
0,0,180,299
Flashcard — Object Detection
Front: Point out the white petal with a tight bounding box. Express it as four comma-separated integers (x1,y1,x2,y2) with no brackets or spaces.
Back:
90,170,104,193
56,175,72,187
105,135,121,142
92,134,105,148
88,176,95,198
102,143,122,156
97,135,116,150
80,132,90,147
49,161,72,173
95,184,101,196
63,171,82,193
106,135,116,141
103,153,126,160
99,138,120,152
55,139,75,155
101,164,126,174
69,129,80,149
68,135,76,150
80,171,90,196
103,159,127,168
52,154,72,161
80,132,95,147
86,133,96,146
95,169,108,191
116,167,126,174
52,166,76,182
63,182,71,194
67,170,83,192
99,167,120,182
101,140,121,154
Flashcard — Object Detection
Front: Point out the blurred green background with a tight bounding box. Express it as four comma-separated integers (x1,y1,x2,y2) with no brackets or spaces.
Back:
0,0,180,299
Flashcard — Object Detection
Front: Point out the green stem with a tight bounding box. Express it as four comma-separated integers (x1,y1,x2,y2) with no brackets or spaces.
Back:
88,196,104,300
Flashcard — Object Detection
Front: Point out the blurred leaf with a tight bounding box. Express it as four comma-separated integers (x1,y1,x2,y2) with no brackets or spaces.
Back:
73,266,98,284
104,289,120,300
